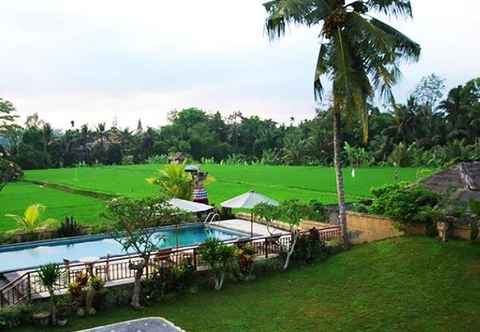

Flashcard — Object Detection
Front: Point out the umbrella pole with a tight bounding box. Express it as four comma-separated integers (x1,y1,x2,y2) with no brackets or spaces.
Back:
251,212,254,238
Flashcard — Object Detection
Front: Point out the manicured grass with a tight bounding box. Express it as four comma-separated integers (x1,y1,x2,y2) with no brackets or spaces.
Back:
1,165,424,231
0,182,107,231
15,237,480,331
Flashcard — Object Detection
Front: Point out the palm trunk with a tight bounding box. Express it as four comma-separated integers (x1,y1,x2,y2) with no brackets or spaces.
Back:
333,110,350,248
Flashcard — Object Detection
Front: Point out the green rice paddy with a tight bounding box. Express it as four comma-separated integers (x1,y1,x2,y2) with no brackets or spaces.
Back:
1,164,426,231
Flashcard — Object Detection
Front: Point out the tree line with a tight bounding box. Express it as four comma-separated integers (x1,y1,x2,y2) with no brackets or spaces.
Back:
0,74,479,171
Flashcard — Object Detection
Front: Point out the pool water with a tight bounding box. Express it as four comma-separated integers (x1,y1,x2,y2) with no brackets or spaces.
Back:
0,224,248,272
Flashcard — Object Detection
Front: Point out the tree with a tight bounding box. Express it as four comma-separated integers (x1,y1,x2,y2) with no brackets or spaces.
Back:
198,238,236,290
277,200,311,270
253,202,280,235
264,0,420,246
147,163,194,199
0,158,23,192
38,263,62,325
0,99,22,192
412,74,446,108
103,197,178,308
0,98,19,135
344,142,370,177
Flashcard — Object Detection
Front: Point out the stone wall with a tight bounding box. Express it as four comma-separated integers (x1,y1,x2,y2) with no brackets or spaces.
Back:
346,211,477,243
346,212,404,244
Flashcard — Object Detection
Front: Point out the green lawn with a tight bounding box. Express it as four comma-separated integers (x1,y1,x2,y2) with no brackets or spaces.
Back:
1,165,425,231
15,237,480,332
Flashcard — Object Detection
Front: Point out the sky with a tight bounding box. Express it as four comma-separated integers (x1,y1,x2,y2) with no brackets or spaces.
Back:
1,0,479,129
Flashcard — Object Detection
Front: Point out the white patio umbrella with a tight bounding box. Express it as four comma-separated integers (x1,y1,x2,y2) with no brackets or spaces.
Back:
220,191,279,237
168,198,213,213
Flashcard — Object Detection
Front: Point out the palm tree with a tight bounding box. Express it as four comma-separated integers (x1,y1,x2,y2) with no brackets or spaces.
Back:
147,163,194,199
264,0,420,246
38,263,62,325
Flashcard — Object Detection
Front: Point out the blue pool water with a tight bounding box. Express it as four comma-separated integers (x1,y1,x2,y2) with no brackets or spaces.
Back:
0,224,248,272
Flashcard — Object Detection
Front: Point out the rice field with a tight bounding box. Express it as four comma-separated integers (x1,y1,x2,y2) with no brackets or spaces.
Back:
1,164,426,231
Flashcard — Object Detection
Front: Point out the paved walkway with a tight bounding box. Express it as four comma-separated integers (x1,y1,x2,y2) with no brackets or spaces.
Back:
77,317,184,332
213,218,288,237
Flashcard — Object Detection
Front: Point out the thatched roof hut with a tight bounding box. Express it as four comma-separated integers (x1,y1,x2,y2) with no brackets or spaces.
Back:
422,161,480,202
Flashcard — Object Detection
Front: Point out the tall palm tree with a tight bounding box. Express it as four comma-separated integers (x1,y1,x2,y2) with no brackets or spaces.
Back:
264,0,420,246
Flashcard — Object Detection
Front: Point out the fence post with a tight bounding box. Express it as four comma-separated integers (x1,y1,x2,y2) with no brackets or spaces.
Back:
106,255,110,281
264,239,268,259
146,257,150,279
193,248,197,271
27,273,32,302
64,259,71,286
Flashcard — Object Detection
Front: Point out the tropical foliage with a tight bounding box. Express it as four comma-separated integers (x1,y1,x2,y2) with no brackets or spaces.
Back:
263,0,421,246
361,182,441,226
0,76,478,172
38,263,62,325
198,238,237,291
146,163,194,199
103,196,179,308
5,203,56,232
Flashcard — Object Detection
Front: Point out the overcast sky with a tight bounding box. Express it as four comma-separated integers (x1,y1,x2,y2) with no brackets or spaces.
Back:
1,1,479,129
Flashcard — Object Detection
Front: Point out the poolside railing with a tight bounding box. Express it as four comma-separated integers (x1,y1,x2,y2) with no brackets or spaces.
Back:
0,226,341,308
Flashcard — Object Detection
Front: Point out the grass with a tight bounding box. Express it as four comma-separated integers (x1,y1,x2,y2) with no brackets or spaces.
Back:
0,182,106,232
0,165,424,231
14,237,480,332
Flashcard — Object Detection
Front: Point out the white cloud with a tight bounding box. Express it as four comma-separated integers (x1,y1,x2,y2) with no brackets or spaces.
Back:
1,0,479,128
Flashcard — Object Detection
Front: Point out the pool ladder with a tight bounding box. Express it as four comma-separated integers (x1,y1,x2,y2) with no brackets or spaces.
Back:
204,212,220,224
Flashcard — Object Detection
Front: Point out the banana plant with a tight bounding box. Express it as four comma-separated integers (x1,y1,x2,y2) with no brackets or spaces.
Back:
5,203,57,232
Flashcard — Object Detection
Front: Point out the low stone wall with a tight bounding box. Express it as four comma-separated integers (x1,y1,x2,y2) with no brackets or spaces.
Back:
346,212,404,244
451,224,474,241
346,212,477,243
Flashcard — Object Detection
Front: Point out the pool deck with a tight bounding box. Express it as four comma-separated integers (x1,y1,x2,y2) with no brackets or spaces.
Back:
212,218,289,237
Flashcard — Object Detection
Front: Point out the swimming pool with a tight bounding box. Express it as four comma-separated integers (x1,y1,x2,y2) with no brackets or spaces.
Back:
0,224,249,272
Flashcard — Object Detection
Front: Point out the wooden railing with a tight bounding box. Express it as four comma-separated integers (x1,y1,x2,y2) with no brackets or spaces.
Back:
0,226,341,308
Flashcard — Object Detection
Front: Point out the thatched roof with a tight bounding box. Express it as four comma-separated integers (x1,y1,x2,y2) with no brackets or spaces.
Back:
422,161,480,201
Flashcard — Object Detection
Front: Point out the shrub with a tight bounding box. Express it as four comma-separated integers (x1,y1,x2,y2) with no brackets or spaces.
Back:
469,200,480,242
0,158,23,184
236,243,256,279
368,182,440,226
306,200,328,221
146,154,169,164
199,238,236,290
290,228,328,264
57,217,83,238
5,204,57,233
89,275,105,292
0,304,32,330
470,222,479,242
